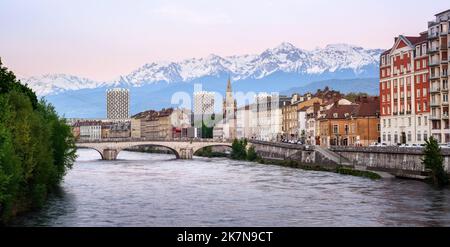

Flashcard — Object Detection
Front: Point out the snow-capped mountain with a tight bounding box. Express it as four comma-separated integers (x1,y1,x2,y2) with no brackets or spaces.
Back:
22,74,108,96
22,42,383,96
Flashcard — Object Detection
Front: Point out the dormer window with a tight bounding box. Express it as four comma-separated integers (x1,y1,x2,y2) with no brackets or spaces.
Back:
333,113,338,118
344,113,349,118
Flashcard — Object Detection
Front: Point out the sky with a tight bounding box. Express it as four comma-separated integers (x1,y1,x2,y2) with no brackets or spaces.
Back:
0,0,449,81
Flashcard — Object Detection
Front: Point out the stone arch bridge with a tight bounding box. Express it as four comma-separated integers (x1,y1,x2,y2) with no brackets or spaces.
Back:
75,138,233,160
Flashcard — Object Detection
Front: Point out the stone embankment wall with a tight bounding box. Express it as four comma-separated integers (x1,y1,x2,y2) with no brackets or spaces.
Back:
330,146,450,179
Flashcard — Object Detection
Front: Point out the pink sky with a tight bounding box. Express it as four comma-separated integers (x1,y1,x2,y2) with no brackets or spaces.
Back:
0,0,449,81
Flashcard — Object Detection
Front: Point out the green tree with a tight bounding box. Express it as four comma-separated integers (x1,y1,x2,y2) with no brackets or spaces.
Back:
246,146,258,161
0,58,76,222
231,138,247,160
422,137,449,187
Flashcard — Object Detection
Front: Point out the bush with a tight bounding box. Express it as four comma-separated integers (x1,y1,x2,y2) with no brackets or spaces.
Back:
231,138,247,160
246,146,258,161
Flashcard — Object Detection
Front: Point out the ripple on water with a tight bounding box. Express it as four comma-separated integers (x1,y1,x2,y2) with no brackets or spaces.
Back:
9,149,450,227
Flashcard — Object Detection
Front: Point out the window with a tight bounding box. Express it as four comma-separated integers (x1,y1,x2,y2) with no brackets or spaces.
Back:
383,133,386,141
408,131,412,142
333,113,338,118
424,116,428,126
416,60,420,69
424,102,427,112
417,102,421,111
388,133,391,141
387,81,391,89
377,124,381,132
417,132,422,142
423,131,428,141
383,119,386,128
423,88,427,97
408,117,411,127
333,125,339,134
417,89,421,97
418,117,421,126
344,125,349,135
444,94,448,103
388,119,391,127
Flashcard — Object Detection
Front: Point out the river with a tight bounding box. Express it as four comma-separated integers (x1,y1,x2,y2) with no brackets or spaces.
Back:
10,149,450,226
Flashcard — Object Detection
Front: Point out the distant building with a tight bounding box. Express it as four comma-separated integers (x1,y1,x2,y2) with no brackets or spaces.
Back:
101,121,131,139
132,108,191,140
319,96,380,147
107,88,130,119
193,91,216,138
222,77,237,139
253,93,290,141
236,105,253,139
77,120,102,140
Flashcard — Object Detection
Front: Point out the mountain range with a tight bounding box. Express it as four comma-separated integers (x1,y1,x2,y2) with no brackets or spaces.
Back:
20,42,383,118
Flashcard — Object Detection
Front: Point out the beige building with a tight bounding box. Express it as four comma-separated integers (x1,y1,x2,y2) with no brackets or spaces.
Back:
428,10,450,143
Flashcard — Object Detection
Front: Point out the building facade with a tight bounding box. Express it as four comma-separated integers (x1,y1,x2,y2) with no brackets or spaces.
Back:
193,91,216,136
380,33,430,145
107,88,130,119
319,97,380,147
78,121,102,140
428,10,450,143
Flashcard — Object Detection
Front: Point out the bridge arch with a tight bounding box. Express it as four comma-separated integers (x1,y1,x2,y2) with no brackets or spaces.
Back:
123,144,181,159
76,146,104,160
193,144,233,156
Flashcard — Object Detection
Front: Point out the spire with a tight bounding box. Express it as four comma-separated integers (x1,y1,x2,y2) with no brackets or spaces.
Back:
226,75,232,93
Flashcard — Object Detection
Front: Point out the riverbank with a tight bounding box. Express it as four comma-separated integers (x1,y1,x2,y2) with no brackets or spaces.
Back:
247,157,382,180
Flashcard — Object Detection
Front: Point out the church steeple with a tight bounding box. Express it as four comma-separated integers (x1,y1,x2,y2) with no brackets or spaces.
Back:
226,75,232,93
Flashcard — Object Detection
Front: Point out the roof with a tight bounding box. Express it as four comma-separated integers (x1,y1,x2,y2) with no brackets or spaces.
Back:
352,97,380,117
132,108,174,120
320,97,379,119
404,33,427,45
435,9,450,16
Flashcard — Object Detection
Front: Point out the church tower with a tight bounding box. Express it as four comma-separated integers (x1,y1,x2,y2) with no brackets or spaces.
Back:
223,76,237,139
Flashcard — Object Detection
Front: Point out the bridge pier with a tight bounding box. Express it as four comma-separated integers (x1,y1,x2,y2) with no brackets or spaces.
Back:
178,148,193,159
102,149,119,160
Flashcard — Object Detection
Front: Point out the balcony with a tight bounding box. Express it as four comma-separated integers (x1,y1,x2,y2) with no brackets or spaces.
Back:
429,46,440,53
431,101,441,107
430,74,440,80
441,30,449,36
430,115,441,120
443,114,450,120
442,73,449,78
430,87,441,93
428,33,439,39
429,60,441,67
443,101,449,106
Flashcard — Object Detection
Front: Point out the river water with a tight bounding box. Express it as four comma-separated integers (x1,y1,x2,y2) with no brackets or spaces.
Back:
10,149,450,227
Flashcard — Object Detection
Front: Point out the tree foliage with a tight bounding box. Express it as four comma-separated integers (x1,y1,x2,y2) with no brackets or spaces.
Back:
231,139,248,160
246,146,258,161
0,59,76,222
422,137,449,187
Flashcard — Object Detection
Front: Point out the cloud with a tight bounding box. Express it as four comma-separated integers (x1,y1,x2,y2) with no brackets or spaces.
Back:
151,4,232,25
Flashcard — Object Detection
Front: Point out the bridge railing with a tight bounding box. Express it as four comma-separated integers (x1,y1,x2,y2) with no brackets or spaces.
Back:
76,137,233,143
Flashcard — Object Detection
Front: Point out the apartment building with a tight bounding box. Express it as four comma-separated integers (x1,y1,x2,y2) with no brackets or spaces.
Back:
428,10,450,143
106,88,130,120
319,97,380,147
380,33,430,145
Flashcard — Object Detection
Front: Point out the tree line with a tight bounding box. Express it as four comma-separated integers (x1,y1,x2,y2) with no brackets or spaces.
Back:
0,59,77,223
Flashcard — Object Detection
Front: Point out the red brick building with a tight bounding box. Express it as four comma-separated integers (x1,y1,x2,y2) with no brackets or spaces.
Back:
379,32,430,145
